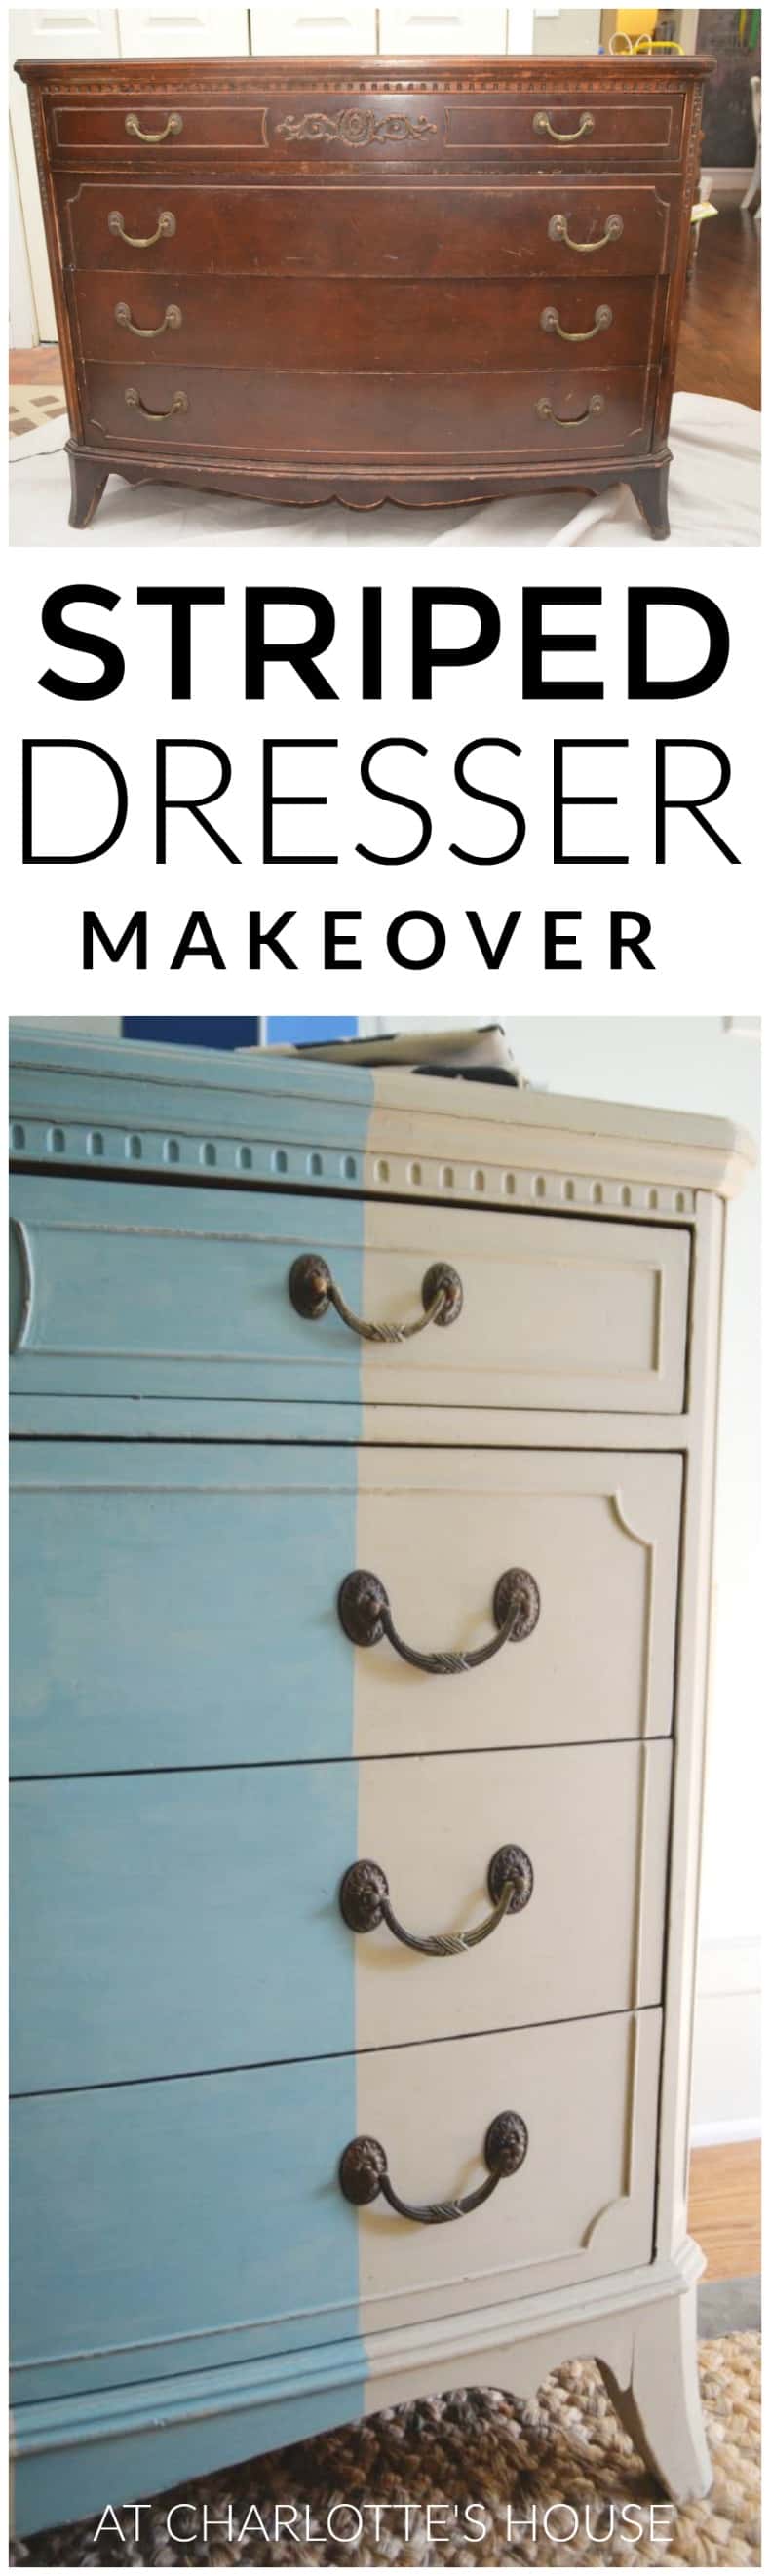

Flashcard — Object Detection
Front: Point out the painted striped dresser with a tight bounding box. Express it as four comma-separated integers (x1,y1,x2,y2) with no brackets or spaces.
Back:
9,1026,752,2536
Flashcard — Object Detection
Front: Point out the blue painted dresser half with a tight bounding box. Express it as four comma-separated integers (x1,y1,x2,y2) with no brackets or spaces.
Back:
9,1025,753,2537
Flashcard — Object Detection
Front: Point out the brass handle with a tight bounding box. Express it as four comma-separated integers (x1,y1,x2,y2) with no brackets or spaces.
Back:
340,1844,534,1954
536,394,605,425
337,1566,540,1672
289,1254,462,1342
125,111,183,142
108,209,176,248
533,110,594,140
540,301,612,342
125,386,188,420
339,2111,528,2223
548,212,623,253
115,300,181,337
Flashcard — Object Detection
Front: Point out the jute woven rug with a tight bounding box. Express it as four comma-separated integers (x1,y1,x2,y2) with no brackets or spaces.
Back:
12,2333,759,2569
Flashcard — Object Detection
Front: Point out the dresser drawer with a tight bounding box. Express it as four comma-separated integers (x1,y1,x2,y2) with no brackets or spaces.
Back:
12,2009,661,2404
48,83,684,166
11,1175,690,1412
11,1739,671,2093
12,1446,681,1774
58,178,680,280
73,271,664,377
81,356,656,461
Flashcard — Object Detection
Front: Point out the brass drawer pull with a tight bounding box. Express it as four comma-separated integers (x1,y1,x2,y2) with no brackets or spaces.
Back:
108,209,176,248
125,386,188,420
534,110,594,141
549,212,623,253
125,112,183,142
289,1253,462,1342
540,301,612,341
337,1565,540,1671
340,1844,534,1954
537,394,605,425
339,2111,528,2224
115,300,181,337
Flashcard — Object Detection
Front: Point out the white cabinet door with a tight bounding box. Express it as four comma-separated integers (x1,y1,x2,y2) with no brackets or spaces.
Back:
532,8,600,52
10,11,121,343
378,6,513,51
116,7,250,47
250,6,377,47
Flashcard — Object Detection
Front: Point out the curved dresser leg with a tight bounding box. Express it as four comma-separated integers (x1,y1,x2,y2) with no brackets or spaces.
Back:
598,2286,712,2504
68,449,109,529
628,461,671,542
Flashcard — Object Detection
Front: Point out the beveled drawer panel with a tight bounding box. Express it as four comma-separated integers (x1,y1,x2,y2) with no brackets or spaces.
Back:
12,2010,661,2404
11,1446,682,1774
10,1176,690,1412
58,179,680,279
73,270,664,375
443,92,684,158
11,1739,671,2092
52,100,271,154
82,357,655,458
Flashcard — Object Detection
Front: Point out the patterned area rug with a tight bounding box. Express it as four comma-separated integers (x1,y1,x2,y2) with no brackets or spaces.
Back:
10,383,66,438
12,2333,759,2568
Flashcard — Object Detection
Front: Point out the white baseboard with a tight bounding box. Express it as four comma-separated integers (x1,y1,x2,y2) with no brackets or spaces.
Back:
690,2117,761,2149
701,165,754,193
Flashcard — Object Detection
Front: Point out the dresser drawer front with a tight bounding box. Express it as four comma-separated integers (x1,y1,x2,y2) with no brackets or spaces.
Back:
82,356,655,461
12,2010,660,2403
58,179,680,280
12,1739,671,2092
11,1176,690,1413
73,270,664,376
49,84,684,166
12,1446,681,1775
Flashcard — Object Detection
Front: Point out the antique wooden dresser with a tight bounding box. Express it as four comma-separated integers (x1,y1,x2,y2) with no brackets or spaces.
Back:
9,1026,751,2538
17,52,712,537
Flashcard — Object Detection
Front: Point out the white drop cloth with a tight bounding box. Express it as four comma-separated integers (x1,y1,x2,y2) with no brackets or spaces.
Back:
9,390,759,547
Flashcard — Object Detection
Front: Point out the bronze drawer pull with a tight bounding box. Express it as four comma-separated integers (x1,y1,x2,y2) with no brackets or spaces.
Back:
115,300,181,337
537,394,605,425
534,110,594,140
337,1566,540,1670
549,212,623,253
339,2111,528,2223
289,1253,462,1341
125,386,188,420
125,112,183,142
339,1844,534,1953
108,209,176,248
540,302,612,341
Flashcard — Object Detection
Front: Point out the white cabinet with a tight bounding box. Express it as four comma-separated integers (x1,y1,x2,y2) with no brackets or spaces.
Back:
116,8,250,48
250,6,378,47
379,7,513,47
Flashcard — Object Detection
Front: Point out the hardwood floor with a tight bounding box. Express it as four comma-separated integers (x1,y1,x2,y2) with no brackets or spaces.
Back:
676,198,760,410
688,2139,761,2282
10,195,760,411
9,344,62,385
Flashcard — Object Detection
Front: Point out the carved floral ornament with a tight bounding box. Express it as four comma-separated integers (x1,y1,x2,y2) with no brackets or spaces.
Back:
274,107,437,146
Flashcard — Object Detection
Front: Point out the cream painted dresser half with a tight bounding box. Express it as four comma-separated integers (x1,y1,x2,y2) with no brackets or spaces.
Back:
9,1027,753,2537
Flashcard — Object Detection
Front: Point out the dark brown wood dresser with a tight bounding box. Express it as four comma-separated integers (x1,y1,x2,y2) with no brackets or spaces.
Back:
17,52,712,537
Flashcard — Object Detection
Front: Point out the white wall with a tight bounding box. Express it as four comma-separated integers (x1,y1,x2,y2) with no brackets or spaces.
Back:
360,1014,761,2143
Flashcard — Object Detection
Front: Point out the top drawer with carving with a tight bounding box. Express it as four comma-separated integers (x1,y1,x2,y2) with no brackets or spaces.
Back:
10,1174,690,1416
46,78,686,170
